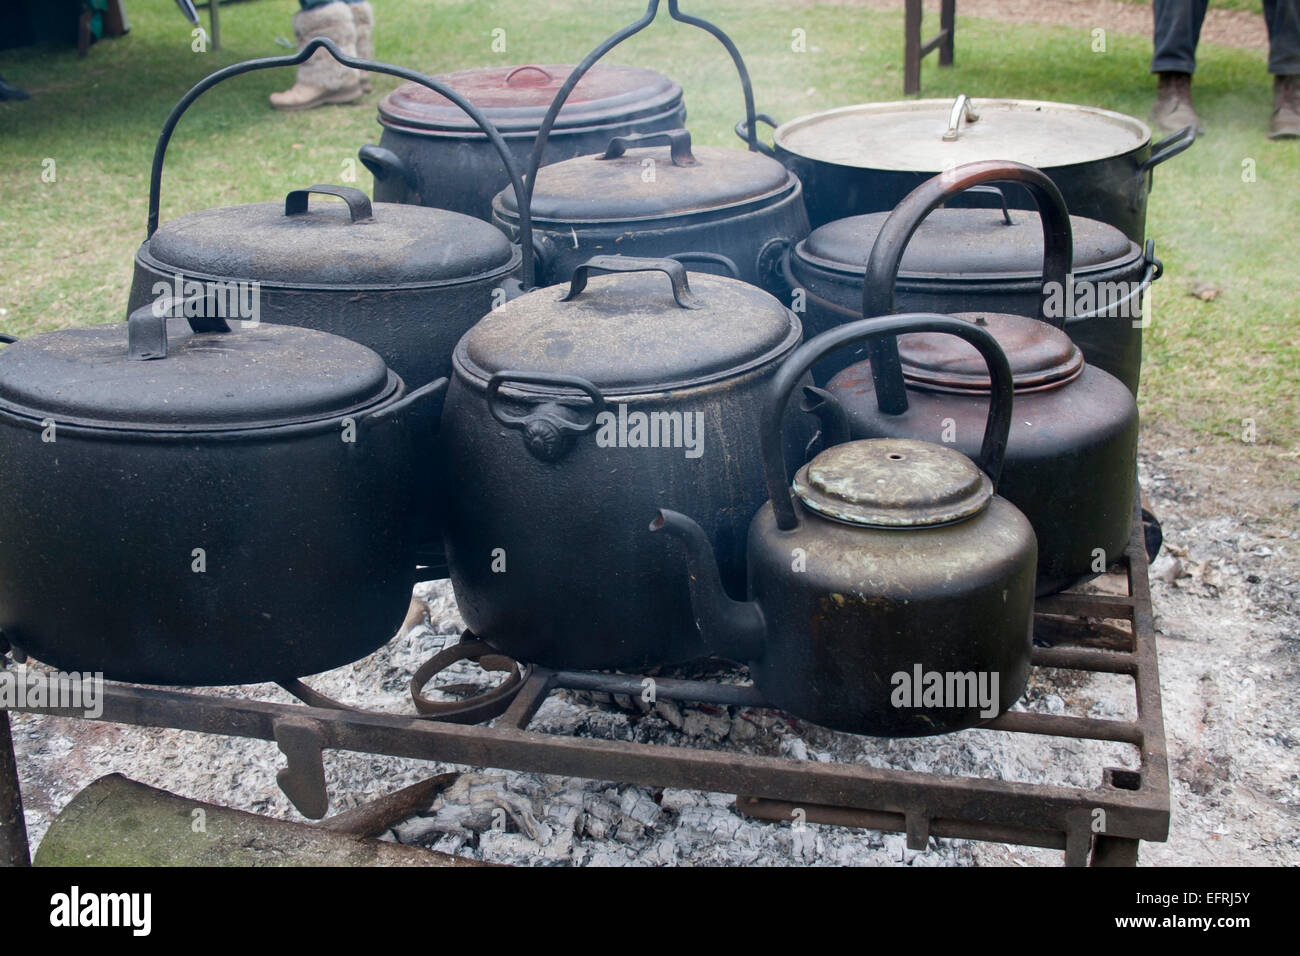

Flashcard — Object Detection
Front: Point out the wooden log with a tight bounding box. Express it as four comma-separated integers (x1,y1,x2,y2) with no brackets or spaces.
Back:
317,773,460,838
34,774,487,867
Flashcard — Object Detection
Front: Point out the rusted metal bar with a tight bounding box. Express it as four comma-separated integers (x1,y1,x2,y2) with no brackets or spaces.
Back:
550,670,767,708
983,710,1143,746
1031,645,1137,675
0,711,30,867
500,670,556,730
1034,592,1135,621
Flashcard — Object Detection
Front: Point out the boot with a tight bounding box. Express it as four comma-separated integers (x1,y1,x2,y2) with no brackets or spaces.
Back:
269,2,363,111
1269,75,1300,140
349,2,374,95
1150,72,1202,136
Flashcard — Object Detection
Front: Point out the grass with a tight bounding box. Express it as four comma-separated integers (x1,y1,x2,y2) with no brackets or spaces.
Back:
1,0,1296,480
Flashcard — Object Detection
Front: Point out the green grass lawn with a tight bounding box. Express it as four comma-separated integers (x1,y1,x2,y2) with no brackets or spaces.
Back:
1,0,1296,471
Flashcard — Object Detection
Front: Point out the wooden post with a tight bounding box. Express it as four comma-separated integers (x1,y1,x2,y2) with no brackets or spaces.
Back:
940,0,956,66
904,0,922,95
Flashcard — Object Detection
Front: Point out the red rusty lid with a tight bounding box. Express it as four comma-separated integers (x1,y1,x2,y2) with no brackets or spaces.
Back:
378,64,683,134
898,311,1084,394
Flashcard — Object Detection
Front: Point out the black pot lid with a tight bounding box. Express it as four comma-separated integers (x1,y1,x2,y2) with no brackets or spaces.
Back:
145,194,515,287
799,209,1138,280
457,268,799,393
776,98,1150,170
0,320,395,430
497,145,794,223
379,64,683,134
793,439,992,528
898,311,1084,394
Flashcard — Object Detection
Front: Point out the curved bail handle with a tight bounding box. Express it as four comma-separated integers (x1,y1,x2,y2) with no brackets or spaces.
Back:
863,159,1074,415
732,113,779,157
144,38,533,289
942,93,980,141
761,314,1015,531
486,370,606,462
128,293,232,361
599,128,697,166
504,64,554,85
284,184,374,222
1135,124,1196,204
561,255,702,310
528,0,762,202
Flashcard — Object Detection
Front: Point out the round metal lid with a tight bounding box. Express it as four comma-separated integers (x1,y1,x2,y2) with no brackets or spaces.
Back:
776,99,1151,171
0,321,395,430
793,439,992,528
457,270,799,392
146,198,516,287
378,64,683,134
800,209,1138,279
498,145,795,223
898,312,1084,394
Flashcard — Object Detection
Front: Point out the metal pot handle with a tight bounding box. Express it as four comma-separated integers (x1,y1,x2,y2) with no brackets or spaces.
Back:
144,38,533,289
1072,239,1162,321
599,129,697,166
863,159,1073,415
942,93,980,141
486,370,606,463
127,294,231,361
504,64,554,85
732,113,780,157
666,251,741,279
1134,124,1196,203
284,185,373,222
562,255,702,310
760,314,1015,531
0,334,16,345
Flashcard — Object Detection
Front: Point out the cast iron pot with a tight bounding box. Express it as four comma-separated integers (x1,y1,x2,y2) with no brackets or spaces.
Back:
775,180,1161,394
438,257,817,671
491,129,810,289
654,313,1036,737
361,63,686,221
824,161,1139,596
0,304,445,686
738,94,1195,241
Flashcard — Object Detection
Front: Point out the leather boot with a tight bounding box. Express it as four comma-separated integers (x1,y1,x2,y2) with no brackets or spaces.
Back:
1150,71,1202,135
1270,75,1300,140
269,2,363,111
349,2,374,95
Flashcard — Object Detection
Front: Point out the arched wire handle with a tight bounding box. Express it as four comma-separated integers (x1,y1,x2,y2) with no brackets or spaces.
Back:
285,184,373,222
666,251,740,279
145,37,533,289
599,128,697,166
0,334,16,345
733,114,779,157
505,64,554,85
761,314,1015,531
128,294,230,361
527,0,762,210
863,160,1073,415
562,255,701,309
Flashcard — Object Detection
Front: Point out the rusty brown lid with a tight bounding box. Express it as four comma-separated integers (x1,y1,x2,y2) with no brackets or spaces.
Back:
898,311,1084,394
378,64,683,134
793,439,992,528
497,143,795,223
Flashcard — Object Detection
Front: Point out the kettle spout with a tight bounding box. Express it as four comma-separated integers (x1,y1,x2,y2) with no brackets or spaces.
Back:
651,509,765,661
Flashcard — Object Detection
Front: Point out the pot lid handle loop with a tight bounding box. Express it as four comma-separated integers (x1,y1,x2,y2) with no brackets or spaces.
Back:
562,255,703,310
598,128,698,167
942,93,980,141
486,370,606,463
862,159,1074,416
284,184,374,223
760,313,1014,531
504,64,554,85
959,184,1012,225
127,293,231,362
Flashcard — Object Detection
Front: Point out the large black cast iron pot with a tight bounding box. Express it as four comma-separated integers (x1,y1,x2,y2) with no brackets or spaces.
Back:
491,129,810,289
438,257,816,671
0,305,444,686
823,161,1139,596
739,95,1195,241
361,64,686,221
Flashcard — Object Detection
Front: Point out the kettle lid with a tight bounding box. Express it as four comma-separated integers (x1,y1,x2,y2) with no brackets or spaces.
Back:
793,438,992,528
898,311,1084,394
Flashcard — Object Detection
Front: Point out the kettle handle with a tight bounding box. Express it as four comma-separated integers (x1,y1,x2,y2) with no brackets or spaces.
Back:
761,313,1014,531
127,295,232,361
562,256,702,310
284,185,373,222
863,160,1073,416
598,129,697,167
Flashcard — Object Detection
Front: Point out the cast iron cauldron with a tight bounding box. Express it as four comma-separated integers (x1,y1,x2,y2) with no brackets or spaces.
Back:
654,314,1036,737
438,257,817,671
771,178,1161,394
490,129,810,289
738,94,1195,241
129,46,534,395
0,303,444,686
825,162,1139,596
361,63,686,221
